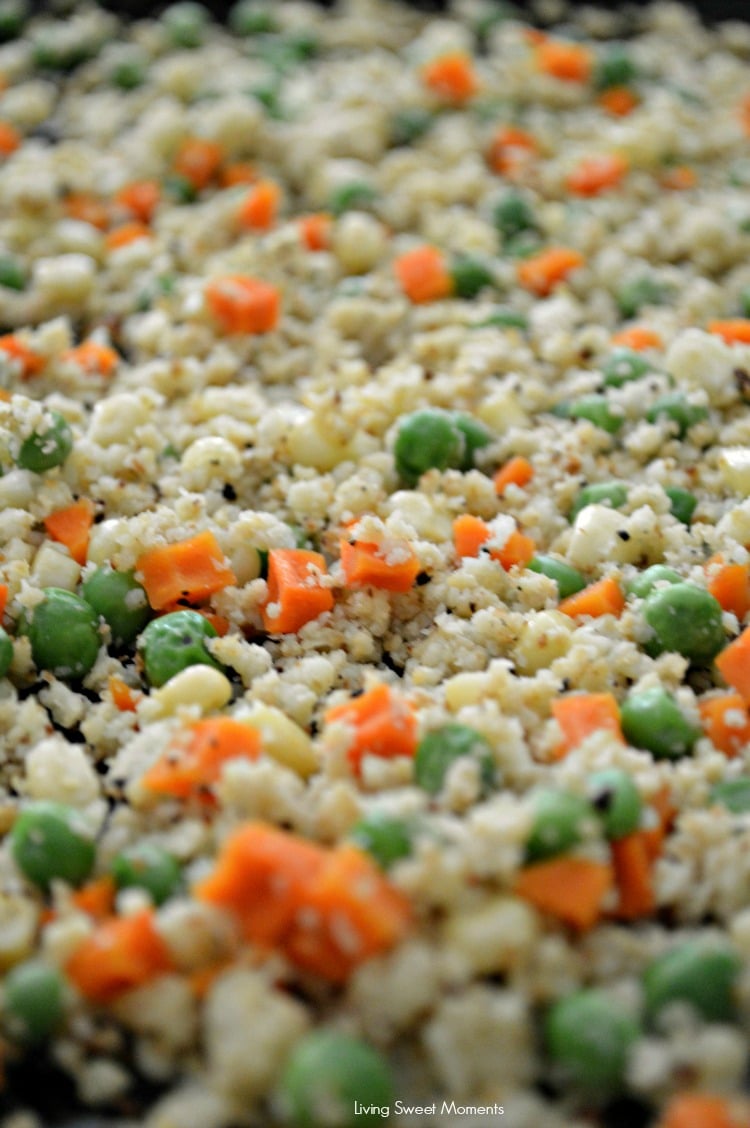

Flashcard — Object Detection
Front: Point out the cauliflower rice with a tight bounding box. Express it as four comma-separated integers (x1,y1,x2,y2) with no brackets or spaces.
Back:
1,0,750,1125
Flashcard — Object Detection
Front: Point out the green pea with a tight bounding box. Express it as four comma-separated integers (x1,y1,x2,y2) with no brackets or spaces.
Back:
739,288,750,319
595,46,638,90
32,34,92,72
81,566,150,648
616,275,666,319
642,583,725,665
620,688,700,760
163,174,198,203
643,941,741,1024
0,255,26,291
450,256,495,299
602,347,653,388
390,107,433,147
163,2,209,48
472,308,528,330
229,0,279,35
248,79,284,119
257,31,317,70
0,626,12,678
328,182,377,217
0,0,28,42
139,608,223,688
23,588,101,680
730,159,750,188
452,413,492,470
110,843,181,906
136,273,176,313
11,801,96,891
545,989,640,1094
569,480,628,523
565,395,624,434
528,555,586,599
665,486,697,526
277,1031,394,1128
626,565,682,599
16,411,73,473
109,48,148,90
587,769,642,839
709,778,750,813
349,813,413,870
415,724,495,796
646,392,708,438
503,231,544,259
4,961,65,1044
393,409,465,486
493,191,537,241
474,2,521,49
257,547,270,580
525,788,597,863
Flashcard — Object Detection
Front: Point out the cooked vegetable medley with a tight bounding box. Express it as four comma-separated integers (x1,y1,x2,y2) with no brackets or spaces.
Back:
3,1,750,1125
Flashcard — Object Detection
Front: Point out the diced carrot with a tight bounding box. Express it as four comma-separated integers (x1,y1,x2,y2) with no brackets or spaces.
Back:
493,528,536,571
0,583,7,620
487,124,539,176
188,960,234,998
611,326,663,350
220,161,257,187
660,165,697,191
284,844,412,983
141,717,262,802
611,831,655,920
114,179,161,223
0,388,10,401
535,40,594,83
452,515,533,570
551,692,624,759
640,785,676,860
453,514,491,558
708,319,750,345
597,86,639,116
325,683,418,774
522,27,548,46
195,609,231,636
236,179,281,231
136,530,236,611
715,625,750,701
194,822,326,947
565,153,629,197
62,340,119,378
393,245,453,304
70,876,117,921
340,538,420,593
0,334,44,379
659,1093,750,1128
105,222,152,251
515,856,613,930
707,561,750,620
0,120,21,156
43,499,95,566
517,246,585,297
109,674,141,713
298,212,333,252
739,93,750,138
558,576,624,619
699,692,750,758
205,274,281,335
493,455,534,496
63,192,111,230
172,137,224,191
66,908,174,1005
262,548,334,634
420,52,479,104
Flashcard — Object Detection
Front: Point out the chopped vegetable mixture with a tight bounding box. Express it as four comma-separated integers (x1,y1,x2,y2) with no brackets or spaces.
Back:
2,1,750,1126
